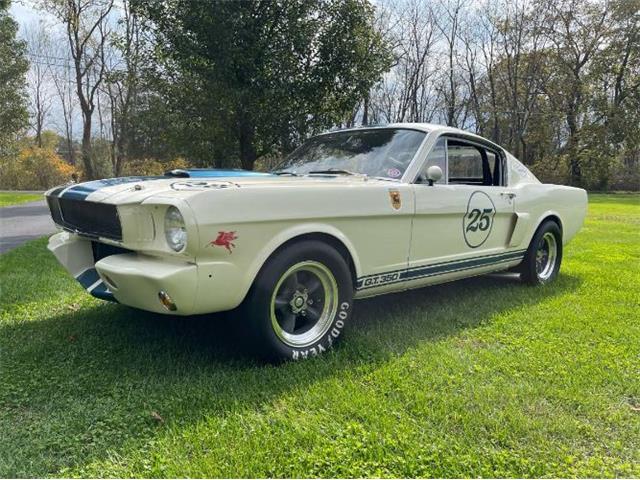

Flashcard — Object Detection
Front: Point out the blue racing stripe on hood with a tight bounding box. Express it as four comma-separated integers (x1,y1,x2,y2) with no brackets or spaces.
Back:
59,176,163,200
183,169,272,178
54,170,270,201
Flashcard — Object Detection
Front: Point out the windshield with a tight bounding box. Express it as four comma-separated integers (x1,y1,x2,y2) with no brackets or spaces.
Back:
274,128,427,179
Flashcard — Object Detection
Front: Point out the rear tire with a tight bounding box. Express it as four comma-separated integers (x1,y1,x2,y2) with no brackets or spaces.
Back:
240,240,354,362
521,220,563,285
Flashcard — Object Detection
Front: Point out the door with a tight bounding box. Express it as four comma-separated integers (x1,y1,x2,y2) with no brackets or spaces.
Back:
406,135,516,287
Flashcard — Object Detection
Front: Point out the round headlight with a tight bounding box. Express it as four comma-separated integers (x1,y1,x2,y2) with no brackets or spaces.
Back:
164,206,187,252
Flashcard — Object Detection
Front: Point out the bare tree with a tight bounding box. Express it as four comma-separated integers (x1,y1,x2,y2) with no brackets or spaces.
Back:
370,0,440,124
460,17,483,135
435,0,466,127
50,40,78,165
38,0,114,179
24,22,54,147
103,0,143,176
542,0,609,185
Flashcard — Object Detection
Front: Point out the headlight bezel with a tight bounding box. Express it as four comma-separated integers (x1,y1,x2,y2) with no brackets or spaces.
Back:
164,206,187,252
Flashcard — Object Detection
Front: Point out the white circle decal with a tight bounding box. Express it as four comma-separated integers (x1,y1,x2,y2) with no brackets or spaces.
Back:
463,191,496,248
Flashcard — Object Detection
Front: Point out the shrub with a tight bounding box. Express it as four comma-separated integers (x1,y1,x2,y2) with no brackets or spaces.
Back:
0,146,77,190
121,157,190,176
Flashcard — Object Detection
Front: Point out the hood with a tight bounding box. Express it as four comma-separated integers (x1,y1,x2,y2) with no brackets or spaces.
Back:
46,170,391,204
46,170,269,203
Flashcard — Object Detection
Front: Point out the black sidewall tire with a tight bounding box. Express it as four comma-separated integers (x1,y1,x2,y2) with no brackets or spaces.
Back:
241,240,354,362
521,220,563,285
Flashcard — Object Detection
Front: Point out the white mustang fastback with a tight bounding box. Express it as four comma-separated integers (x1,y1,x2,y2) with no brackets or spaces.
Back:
46,123,587,360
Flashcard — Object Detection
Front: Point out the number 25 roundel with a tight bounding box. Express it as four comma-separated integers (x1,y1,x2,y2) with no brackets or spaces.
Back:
463,191,496,248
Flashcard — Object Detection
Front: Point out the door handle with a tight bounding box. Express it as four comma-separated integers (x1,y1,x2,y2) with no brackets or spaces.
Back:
501,192,517,199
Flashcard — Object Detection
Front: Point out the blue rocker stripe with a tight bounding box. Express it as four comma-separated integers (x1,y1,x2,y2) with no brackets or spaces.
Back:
356,249,526,290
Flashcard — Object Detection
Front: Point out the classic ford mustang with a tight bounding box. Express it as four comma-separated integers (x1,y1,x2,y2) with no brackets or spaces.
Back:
45,123,587,360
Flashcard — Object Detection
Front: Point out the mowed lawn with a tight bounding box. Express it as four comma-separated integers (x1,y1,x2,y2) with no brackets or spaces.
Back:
0,192,43,207
0,194,638,478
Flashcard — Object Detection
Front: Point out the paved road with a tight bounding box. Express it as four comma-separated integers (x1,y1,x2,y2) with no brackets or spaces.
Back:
0,200,56,254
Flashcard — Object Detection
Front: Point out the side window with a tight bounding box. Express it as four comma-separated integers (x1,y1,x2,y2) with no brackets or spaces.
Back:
421,137,446,183
447,139,502,186
486,151,503,186
448,143,484,184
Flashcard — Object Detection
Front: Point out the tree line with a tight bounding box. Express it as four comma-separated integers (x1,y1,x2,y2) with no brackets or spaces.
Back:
1,0,638,190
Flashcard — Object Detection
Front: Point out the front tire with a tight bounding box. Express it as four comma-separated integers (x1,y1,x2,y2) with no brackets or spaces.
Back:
241,240,354,361
521,220,563,285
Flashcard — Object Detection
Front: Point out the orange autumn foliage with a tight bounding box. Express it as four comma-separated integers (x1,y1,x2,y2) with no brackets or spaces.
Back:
0,146,77,190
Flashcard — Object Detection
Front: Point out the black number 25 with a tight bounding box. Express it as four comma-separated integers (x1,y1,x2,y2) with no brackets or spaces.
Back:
466,208,493,232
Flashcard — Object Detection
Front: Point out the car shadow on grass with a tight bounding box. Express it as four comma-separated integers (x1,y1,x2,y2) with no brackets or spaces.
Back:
0,272,582,476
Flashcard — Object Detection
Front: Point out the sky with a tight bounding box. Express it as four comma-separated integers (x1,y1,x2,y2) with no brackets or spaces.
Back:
10,0,52,32
10,1,97,140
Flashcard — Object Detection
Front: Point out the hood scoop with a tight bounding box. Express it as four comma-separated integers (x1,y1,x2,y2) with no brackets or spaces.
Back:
165,169,190,178
170,180,236,190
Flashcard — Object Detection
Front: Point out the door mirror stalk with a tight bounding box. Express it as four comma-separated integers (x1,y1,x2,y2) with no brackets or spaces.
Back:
426,165,443,186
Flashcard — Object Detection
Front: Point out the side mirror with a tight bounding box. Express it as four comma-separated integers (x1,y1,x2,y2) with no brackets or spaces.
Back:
426,165,443,186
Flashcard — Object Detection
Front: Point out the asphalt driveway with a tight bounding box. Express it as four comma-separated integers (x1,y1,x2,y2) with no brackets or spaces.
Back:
0,200,56,254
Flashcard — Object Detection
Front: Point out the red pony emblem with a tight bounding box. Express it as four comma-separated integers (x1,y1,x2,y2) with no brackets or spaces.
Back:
209,231,238,254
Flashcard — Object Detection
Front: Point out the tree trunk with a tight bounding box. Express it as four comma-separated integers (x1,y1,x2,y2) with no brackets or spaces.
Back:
81,116,94,180
35,119,42,147
238,115,257,171
67,136,75,166
362,94,369,126
115,135,126,176
566,96,581,186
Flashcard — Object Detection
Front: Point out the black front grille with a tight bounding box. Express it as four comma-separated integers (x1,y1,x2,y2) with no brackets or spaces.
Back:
47,196,122,240
92,241,132,262
46,195,64,225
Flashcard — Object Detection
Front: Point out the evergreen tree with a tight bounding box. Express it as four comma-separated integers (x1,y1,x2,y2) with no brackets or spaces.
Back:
0,0,29,155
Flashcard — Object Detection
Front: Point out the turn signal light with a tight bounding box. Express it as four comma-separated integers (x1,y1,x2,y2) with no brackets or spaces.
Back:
158,291,177,311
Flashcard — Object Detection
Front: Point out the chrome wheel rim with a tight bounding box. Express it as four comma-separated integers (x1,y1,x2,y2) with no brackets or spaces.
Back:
270,261,338,348
535,232,557,281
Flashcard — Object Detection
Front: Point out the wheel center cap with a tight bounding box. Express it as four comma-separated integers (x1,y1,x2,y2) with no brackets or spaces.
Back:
290,290,309,314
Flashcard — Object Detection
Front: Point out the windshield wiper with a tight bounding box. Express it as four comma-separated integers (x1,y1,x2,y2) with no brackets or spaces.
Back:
308,168,362,176
370,176,401,182
272,171,301,176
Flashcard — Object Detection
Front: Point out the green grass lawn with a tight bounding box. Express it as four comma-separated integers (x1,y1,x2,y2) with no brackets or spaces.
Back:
0,191,43,207
0,193,638,478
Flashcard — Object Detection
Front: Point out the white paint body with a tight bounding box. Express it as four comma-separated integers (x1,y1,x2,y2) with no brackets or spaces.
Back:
46,123,588,315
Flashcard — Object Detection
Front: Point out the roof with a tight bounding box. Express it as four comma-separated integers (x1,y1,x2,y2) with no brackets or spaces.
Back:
319,122,504,153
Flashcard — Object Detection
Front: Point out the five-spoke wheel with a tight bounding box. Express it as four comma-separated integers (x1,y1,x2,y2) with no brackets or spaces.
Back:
521,220,563,285
241,240,353,361
270,261,338,348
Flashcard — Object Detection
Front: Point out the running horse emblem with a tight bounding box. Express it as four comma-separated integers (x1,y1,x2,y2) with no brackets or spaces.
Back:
209,231,238,254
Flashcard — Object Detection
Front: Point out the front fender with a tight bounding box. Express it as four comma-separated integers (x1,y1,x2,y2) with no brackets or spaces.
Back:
241,223,362,307
248,222,362,280
193,222,363,313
